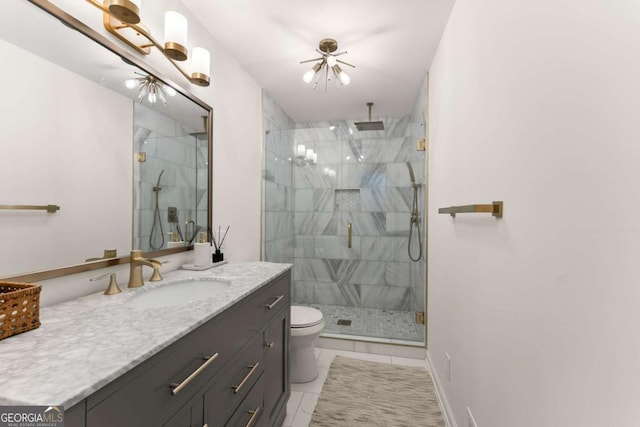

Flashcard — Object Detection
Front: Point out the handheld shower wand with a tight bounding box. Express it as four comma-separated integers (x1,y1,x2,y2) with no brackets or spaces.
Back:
148,169,165,250
406,162,423,262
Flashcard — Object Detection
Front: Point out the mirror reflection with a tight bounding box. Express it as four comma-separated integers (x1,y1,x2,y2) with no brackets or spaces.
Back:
0,1,210,278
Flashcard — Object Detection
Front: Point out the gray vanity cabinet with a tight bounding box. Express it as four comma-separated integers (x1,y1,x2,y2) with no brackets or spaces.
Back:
67,270,290,427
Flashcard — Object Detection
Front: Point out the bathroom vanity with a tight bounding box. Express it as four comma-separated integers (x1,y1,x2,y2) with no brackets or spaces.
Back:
0,262,291,427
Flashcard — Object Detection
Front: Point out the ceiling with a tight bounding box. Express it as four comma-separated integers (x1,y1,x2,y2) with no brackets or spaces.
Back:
181,0,455,122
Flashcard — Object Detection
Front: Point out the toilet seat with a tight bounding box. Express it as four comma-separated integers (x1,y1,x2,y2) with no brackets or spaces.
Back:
291,306,323,328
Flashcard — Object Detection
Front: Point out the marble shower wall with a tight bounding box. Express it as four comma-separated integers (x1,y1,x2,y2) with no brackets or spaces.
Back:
293,117,426,312
262,94,296,267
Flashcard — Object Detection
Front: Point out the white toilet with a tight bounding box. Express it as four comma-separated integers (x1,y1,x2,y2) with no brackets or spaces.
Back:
290,306,324,383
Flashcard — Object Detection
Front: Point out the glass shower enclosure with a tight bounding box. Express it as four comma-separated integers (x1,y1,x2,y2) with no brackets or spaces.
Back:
262,117,426,344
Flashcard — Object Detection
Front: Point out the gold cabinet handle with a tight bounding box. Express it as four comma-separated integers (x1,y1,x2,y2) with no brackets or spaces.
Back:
265,341,274,349
245,407,260,427
170,353,219,396
347,222,352,248
265,295,284,310
233,362,260,394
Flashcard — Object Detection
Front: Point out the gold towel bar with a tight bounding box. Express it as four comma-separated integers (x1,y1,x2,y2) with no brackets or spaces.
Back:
438,201,503,218
0,204,60,213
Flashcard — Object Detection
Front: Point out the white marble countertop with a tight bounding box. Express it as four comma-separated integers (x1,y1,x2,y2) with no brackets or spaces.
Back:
0,261,291,408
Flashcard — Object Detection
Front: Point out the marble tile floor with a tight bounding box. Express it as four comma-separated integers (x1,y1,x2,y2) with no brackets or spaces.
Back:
281,347,432,427
306,303,424,342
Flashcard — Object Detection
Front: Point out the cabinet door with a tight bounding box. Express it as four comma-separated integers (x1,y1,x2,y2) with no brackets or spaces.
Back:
162,396,203,427
263,307,289,427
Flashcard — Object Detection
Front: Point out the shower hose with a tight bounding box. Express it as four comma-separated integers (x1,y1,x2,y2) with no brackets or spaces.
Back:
149,169,165,250
408,183,423,262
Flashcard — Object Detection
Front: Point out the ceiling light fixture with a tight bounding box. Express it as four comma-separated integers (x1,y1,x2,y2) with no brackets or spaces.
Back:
85,0,211,87
125,73,177,106
300,38,355,93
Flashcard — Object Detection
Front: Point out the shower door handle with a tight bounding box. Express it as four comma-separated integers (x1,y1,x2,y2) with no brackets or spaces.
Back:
347,222,352,249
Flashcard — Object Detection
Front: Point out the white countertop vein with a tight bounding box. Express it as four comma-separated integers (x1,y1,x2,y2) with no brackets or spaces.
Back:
0,261,291,408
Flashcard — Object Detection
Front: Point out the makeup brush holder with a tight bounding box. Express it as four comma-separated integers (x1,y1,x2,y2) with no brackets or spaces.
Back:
212,249,224,263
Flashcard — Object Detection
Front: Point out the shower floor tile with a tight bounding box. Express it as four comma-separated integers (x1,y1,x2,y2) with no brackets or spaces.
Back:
305,304,424,342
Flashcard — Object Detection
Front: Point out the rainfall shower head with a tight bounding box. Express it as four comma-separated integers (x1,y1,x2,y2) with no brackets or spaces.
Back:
189,132,208,141
354,102,385,131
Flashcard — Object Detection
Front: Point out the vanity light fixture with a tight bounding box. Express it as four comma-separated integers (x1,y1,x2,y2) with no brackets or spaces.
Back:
125,73,177,106
300,38,355,93
85,1,211,87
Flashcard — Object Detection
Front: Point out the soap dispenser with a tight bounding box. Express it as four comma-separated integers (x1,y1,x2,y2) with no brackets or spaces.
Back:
167,231,184,249
193,231,210,267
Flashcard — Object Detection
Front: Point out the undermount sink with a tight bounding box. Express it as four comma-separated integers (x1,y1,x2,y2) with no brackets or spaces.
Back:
126,279,230,309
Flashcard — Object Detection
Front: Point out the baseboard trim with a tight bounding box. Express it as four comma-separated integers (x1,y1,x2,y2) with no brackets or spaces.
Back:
426,349,458,427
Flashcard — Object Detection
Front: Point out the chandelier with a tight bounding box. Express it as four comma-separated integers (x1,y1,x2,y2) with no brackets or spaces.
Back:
125,73,177,105
300,38,355,93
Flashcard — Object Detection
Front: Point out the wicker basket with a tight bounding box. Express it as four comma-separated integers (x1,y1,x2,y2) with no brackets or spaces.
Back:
0,282,41,340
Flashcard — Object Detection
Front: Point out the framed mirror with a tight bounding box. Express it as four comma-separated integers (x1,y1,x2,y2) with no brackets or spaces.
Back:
0,0,212,281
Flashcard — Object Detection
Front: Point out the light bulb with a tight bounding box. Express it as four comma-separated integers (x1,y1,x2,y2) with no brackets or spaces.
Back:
326,55,337,67
312,152,318,164
339,70,351,85
303,62,322,83
296,144,306,158
148,91,157,104
303,70,315,83
305,149,314,161
125,79,139,89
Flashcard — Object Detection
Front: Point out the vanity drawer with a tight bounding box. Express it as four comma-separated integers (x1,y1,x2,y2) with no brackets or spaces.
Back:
203,332,264,427
224,374,266,427
153,301,261,424
256,271,290,325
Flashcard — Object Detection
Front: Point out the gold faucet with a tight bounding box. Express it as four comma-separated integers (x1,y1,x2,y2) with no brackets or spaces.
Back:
85,249,118,262
90,272,122,295
128,250,163,288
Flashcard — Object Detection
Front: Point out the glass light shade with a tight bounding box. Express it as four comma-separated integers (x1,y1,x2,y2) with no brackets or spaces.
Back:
326,55,337,67
296,144,306,157
124,79,139,89
305,149,314,161
312,152,318,164
148,91,157,104
164,11,188,48
191,47,211,77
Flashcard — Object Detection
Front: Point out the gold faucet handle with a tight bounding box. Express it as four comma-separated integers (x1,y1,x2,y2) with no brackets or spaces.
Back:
90,272,122,295
148,259,164,282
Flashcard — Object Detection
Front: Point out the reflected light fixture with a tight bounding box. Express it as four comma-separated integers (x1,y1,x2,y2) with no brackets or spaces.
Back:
300,38,355,93
125,72,177,106
295,144,317,165
85,1,211,87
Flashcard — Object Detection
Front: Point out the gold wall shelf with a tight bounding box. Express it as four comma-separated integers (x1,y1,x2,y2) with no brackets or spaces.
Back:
0,204,60,213
438,201,503,218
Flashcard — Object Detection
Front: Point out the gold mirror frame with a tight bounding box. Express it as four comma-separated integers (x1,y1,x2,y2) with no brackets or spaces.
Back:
4,0,213,283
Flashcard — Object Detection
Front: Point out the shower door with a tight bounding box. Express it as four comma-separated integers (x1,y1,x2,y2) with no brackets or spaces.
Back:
285,119,427,343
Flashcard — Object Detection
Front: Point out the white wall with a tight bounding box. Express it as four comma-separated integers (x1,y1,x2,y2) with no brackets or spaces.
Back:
428,1,640,426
